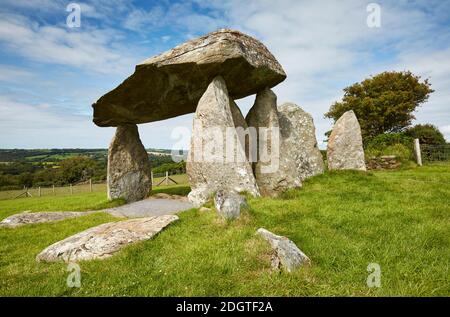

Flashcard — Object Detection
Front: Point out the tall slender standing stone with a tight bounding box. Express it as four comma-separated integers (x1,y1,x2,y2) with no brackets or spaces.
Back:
327,110,366,171
187,76,259,207
245,88,281,196
107,124,152,202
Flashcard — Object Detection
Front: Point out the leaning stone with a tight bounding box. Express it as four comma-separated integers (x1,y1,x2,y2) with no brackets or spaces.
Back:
36,215,178,263
93,29,286,127
214,190,247,220
278,103,324,181
327,110,366,171
256,228,311,272
245,88,281,196
186,76,260,207
0,211,95,228
107,124,152,203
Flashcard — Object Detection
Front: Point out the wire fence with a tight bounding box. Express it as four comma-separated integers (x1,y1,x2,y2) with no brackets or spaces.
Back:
0,173,188,201
421,144,450,162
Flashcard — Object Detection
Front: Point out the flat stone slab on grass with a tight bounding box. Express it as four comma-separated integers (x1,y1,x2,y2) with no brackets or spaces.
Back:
104,198,193,218
36,215,178,262
0,211,95,228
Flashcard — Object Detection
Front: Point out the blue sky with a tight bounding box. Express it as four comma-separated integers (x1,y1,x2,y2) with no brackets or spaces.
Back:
0,0,449,149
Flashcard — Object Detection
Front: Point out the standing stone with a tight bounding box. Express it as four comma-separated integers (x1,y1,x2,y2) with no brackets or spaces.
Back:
108,124,152,203
246,98,324,196
245,88,281,196
187,76,259,207
278,103,324,181
327,110,366,171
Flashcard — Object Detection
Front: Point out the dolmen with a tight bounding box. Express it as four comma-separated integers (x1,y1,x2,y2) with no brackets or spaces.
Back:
92,29,326,205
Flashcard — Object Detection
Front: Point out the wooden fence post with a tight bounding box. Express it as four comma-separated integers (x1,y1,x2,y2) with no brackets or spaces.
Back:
414,138,423,166
38,187,41,197
165,171,169,185
89,179,93,193
151,171,154,185
52,184,55,195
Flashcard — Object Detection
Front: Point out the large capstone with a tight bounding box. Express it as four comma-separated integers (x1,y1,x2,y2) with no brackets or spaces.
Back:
278,103,324,182
186,76,259,207
92,29,286,127
327,110,366,171
245,88,281,196
107,124,152,202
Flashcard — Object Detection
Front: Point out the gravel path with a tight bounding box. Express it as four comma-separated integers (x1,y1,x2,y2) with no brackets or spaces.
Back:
104,198,194,218
1,197,194,227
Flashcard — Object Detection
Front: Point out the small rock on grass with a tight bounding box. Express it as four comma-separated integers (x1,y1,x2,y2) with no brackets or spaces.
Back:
214,190,248,220
256,228,310,272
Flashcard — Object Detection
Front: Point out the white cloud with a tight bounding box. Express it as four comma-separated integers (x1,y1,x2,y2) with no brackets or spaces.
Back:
1,0,449,148
440,125,450,141
122,2,226,35
0,65,35,82
0,96,114,148
0,12,140,75
0,95,196,149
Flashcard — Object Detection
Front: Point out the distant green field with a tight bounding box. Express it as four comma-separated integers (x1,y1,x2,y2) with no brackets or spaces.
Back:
0,174,188,200
0,164,449,296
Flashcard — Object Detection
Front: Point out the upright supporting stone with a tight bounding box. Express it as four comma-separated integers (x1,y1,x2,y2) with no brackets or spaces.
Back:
246,93,324,196
108,124,152,203
186,76,259,207
246,88,281,196
327,110,366,171
414,138,423,166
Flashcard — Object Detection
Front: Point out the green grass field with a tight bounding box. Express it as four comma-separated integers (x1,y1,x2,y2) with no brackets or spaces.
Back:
0,164,449,296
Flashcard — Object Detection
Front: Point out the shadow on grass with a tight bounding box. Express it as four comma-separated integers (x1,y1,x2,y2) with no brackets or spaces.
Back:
151,185,191,196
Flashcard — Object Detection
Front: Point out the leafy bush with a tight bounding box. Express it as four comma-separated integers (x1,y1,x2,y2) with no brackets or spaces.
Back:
405,124,446,145
365,133,413,161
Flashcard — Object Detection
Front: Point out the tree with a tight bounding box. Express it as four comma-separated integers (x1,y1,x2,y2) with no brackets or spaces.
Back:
58,156,96,184
405,124,446,145
325,71,434,143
